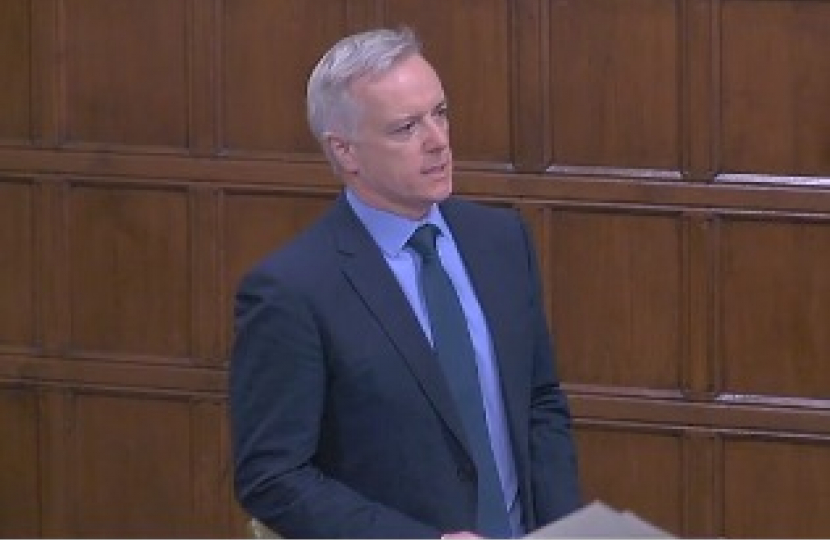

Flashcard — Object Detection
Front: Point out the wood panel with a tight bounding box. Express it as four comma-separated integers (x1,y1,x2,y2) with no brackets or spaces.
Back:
0,0,31,142
720,0,830,177
220,0,349,155
67,182,191,359
0,179,36,350
545,207,684,390
64,392,195,537
549,0,681,172
64,0,189,149
723,435,830,538
683,0,718,180
0,386,40,537
381,0,513,165
575,423,684,536
718,214,830,398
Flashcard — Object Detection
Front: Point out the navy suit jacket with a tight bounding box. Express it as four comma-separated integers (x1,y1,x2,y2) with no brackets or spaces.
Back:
230,194,581,538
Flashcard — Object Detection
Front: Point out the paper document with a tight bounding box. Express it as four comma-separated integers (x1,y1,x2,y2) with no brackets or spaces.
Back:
526,500,673,538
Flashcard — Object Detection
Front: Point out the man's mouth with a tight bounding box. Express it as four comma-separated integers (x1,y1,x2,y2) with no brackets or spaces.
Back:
422,162,449,175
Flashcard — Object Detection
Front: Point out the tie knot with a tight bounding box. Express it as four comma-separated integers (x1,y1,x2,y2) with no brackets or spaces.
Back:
408,224,440,262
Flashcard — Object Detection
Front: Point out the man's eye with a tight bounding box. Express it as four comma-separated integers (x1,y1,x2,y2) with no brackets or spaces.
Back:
393,122,416,135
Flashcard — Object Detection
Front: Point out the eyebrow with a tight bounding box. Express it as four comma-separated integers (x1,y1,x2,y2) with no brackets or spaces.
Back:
389,99,448,126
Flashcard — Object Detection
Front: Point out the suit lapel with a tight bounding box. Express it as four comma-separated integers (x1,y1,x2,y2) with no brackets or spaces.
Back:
328,198,471,453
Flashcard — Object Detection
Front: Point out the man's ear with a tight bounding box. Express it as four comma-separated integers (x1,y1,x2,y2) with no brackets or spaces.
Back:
326,133,358,174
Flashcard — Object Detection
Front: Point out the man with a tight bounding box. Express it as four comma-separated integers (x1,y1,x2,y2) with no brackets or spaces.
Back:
230,27,581,538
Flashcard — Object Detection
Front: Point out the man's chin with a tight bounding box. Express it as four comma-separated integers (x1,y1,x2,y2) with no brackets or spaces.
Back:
432,174,453,196
432,183,453,203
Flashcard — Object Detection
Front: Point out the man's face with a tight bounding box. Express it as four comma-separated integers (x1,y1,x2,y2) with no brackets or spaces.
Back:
330,54,452,220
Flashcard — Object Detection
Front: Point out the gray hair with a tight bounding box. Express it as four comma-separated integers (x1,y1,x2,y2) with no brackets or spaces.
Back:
306,27,422,155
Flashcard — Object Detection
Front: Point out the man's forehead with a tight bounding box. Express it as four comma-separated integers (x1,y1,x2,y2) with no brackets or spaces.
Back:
354,62,443,108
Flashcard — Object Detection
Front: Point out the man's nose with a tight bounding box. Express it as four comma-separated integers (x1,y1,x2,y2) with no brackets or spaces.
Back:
422,117,449,150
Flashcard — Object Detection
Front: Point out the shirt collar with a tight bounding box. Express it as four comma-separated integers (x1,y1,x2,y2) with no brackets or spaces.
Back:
345,188,449,256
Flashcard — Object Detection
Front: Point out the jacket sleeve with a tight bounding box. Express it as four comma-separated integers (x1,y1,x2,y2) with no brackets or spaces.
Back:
520,218,583,526
229,269,439,539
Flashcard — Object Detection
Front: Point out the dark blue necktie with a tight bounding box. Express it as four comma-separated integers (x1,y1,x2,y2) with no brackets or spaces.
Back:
408,224,512,538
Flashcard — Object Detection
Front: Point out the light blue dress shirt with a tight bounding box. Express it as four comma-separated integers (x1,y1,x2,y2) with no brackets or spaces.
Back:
346,189,523,536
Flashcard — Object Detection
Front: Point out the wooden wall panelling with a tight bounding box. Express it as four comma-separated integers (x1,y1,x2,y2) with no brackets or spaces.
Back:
31,0,61,146
0,0,32,142
380,0,513,167
189,0,219,156
190,185,222,364
0,179,37,351
67,181,192,360
39,388,72,536
717,213,830,399
65,391,198,537
191,398,234,537
574,422,685,536
720,0,830,180
682,212,716,399
220,0,350,156
574,391,830,440
681,0,718,180
512,0,550,173
218,398,251,537
682,430,720,537
28,388,236,537
0,385,40,537
63,0,190,150
545,206,685,391
548,0,681,174
39,179,71,354
723,433,830,538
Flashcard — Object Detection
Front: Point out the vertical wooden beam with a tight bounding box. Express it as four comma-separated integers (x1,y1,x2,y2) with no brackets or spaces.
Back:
683,211,715,399
39,388,74,536
189,0,219,156
31,0,62,146
39,178,70,355
709,214,724,396
682,430,719,537
682,0,721,181
190,185,221,364
512,0,549,173
191,399,226,536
